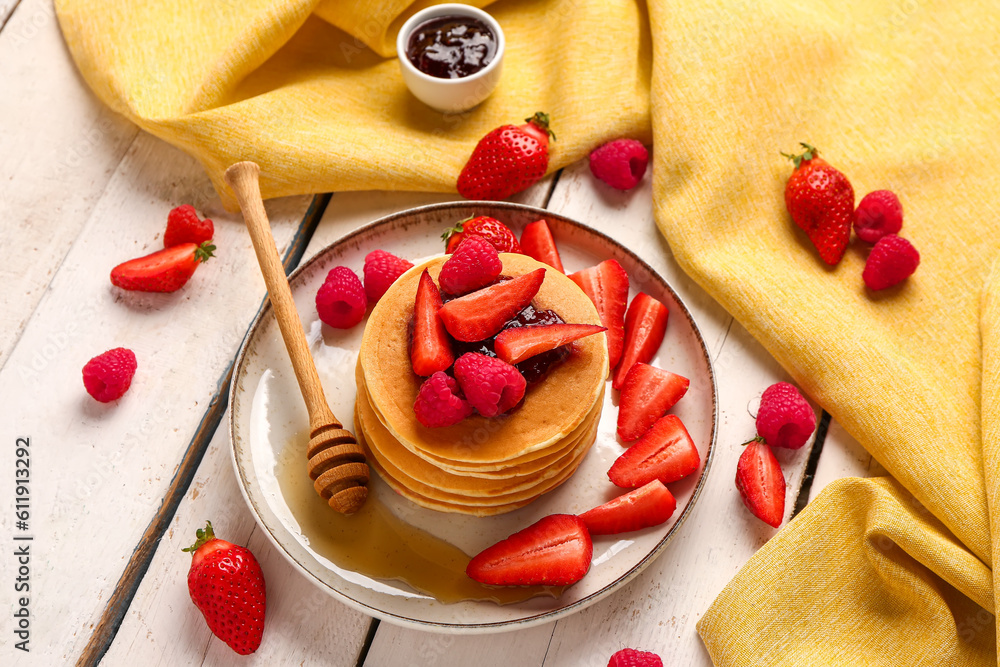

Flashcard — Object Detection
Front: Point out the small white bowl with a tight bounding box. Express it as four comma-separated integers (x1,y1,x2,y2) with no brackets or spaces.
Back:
397,4,505,113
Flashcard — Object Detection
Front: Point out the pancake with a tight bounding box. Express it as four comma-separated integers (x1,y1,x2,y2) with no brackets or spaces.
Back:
357,370,600,498
358,402,598,516
361,364,604,477
360,253,608,465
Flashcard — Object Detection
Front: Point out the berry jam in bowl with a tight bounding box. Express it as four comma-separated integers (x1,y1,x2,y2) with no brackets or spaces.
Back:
397,4,505,113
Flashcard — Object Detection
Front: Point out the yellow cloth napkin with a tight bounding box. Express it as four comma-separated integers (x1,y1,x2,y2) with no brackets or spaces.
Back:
55,0,1000,664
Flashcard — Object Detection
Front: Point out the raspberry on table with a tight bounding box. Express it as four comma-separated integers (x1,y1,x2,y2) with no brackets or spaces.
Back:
589,139,649,191
363,250,413,303
164,205,214,247
608,648,664,667
414,372,473,428
863,234,919,291
453,352,526,418
438,236,502,296
83,347,137,402
316,266,367,329
756,382,816,449
853,190,903,243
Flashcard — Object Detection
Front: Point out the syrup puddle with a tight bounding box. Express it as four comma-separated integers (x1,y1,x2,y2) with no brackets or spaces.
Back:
275,434,561,605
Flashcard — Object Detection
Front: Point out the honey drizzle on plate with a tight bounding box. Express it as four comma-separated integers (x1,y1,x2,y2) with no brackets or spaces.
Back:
276,435,562,605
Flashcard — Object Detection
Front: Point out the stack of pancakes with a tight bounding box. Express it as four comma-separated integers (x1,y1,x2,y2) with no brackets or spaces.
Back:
355,253,608,515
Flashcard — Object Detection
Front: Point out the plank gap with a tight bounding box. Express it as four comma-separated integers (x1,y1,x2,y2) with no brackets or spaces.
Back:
355,618,381,666
540,169,564,209
790,410,832,518
0,0,24,32
75,193,332,667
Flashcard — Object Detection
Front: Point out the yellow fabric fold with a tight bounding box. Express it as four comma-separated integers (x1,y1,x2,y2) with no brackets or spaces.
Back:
54,0,1000,664
54,0,652,209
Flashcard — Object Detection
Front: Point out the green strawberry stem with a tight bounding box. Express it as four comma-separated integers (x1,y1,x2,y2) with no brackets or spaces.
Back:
441,215,474,244
742,436,766,447
182,520,216,553
781,142,818,169
525,112,556,141
195,241,216,263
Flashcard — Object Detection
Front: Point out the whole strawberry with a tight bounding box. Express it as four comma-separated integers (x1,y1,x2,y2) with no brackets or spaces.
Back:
863,234,920,290
164,205,214,248
457,112,554,200
782,143,854,265
442,215,521,254
183,521,266,655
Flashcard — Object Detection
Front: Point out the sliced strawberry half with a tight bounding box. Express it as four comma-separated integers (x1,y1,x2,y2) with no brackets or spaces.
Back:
520,219,564,272
579,480,676,535
612,293,668,390
494,323,606,365
110,241,215,293
735,438,785,528
608,415,700,488
617,363,690,442
466,514,592,586
438,268,545,342
410,270,453,376
568,259,629,370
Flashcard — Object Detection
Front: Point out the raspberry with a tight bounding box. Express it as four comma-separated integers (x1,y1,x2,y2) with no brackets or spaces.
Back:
164,205,214,247
316,266,367,328
363,250,413,303
589,139,649,190
83,347,137,402
414,372,473,428
438,236,502,296
608,648,664,667
863,234,920,291
453,352,526,417
853,190,903,243
756,382,816,449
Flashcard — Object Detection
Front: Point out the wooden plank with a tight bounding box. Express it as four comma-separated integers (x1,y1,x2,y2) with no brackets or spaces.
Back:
99,407,375,667
0,126,311,664
0,0,138,365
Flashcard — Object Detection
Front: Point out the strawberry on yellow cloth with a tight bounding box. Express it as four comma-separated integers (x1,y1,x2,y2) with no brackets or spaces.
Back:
55,0,1000,664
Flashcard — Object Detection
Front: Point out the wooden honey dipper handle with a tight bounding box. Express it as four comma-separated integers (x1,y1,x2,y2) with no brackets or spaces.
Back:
224,162,368,514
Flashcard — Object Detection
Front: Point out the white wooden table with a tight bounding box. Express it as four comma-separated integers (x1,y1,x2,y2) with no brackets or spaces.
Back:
0,2,881,665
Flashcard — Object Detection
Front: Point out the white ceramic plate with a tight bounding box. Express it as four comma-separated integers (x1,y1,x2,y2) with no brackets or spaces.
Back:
230,201,717,633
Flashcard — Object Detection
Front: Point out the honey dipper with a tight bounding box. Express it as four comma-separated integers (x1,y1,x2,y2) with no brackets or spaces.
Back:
225,162,369,514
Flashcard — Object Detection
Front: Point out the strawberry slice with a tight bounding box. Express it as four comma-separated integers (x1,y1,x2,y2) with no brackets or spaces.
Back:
438,268,545,342
617,363,690,442
579,480,676,535
735,438,785,528
520,219,564,272
110,241,215,293
494,323,606,365
612,293,668,390
410,270,454,376
466,514,592,586
608,415,700,488
568,259,629,370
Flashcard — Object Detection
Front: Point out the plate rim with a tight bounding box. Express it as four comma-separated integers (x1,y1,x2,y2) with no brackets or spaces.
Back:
228,200,719,633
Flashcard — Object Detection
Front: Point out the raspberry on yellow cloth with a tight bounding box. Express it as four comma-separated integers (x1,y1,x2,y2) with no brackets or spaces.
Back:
55,0,1000,664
